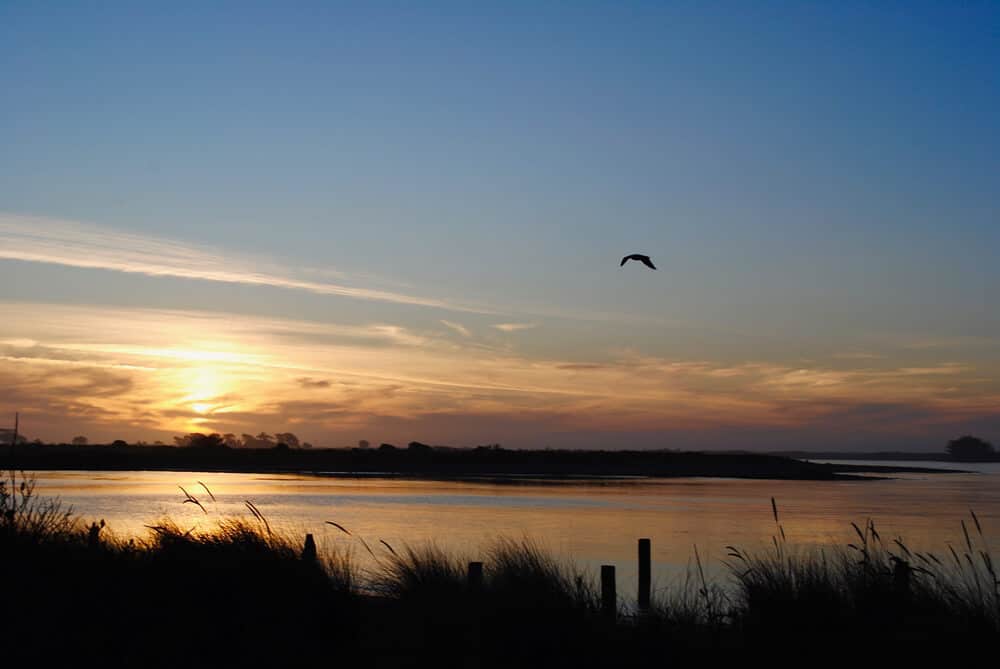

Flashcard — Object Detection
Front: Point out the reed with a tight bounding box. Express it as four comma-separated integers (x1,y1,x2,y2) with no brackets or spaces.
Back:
486,536,597,613
372,542,467,599
4,475,999,664
0,469,80,543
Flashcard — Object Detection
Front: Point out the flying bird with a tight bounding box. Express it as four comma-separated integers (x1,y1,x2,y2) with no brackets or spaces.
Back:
620,254,657,270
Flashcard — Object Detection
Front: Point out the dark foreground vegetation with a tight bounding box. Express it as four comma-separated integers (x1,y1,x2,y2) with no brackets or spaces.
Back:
2,472,997,667
4,442,866,480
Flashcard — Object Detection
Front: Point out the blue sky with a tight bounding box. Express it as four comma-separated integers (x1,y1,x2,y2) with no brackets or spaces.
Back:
1,2,998,449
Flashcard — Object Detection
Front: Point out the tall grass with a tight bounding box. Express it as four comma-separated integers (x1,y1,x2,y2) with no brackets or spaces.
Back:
4,475,1000,663
373,542,467,599
0,469,79,543
487,537,596,610
724,499,1000,646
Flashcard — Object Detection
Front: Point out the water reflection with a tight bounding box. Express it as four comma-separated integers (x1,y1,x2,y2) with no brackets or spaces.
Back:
31,468,1000,597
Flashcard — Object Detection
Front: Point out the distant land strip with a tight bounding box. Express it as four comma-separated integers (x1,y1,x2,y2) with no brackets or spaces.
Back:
2,443,964,480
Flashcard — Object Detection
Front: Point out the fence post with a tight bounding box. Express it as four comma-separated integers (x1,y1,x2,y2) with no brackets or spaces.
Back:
302,533,317,562
601,565,616,621
638,538,651,610
468,561,483,590
88,521,102,550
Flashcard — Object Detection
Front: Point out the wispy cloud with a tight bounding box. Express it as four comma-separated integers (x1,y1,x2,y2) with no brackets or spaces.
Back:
296,377,332,389
833,351,884,360
440,320,472,337
0,213,490,313
493,323,536,332
3,300,998,446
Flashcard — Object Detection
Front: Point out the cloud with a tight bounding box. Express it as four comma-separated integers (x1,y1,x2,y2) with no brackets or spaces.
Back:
2,300,998,448
0,359,143,435
440,320,472,338
296,377,332,389
493,323,536,332
555,363,609,371
0,213,490,313
833,352,884,360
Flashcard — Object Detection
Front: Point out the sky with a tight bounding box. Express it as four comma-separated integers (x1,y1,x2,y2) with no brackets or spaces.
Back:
1,2,998,450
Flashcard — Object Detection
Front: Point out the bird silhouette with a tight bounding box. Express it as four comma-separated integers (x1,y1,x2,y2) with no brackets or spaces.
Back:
620,254,657,270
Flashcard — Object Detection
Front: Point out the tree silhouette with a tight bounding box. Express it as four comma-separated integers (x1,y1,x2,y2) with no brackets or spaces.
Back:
174,433,227,449
240,433,276,448
190,433,227,449
946,435,995,461
71,436,88,446
274,432,300,448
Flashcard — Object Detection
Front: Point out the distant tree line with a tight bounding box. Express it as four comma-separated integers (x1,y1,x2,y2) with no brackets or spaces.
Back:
60,433,447,450
171,432,313,449
369,441,436,452
57,432,313,449
35,431,1000,460
946,435,995,461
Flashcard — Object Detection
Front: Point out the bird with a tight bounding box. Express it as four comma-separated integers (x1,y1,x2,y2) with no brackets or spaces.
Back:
620,253,657,270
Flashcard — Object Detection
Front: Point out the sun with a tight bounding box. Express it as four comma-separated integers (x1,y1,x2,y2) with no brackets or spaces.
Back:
175,366,228,419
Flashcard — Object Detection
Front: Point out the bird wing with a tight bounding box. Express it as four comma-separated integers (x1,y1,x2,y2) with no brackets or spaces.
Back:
640,256,657,270
620,256,629,266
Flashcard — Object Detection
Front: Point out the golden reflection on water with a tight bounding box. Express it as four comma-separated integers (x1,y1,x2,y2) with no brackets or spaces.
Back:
31,469,1000,591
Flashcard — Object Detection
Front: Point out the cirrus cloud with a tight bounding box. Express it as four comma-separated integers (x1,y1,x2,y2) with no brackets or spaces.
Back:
0,213,491,313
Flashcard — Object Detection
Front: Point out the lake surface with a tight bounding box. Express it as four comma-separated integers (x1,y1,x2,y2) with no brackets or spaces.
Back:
28,463,1000,601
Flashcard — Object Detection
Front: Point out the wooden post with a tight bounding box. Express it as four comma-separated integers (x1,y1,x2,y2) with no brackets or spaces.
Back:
302,533,317,562
601,565,616,621
88,522,101,549
468,561,483,590
638,538,651,610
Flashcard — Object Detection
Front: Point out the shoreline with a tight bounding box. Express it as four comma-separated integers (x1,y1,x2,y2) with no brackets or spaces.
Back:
4,444,965,481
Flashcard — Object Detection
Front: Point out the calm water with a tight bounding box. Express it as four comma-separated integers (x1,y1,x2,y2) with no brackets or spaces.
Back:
29,463,1000,600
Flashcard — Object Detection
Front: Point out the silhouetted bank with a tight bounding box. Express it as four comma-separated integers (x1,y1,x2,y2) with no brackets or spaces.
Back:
4,443,872,480
3,473,995,666
773,449,1000,463
772,435,997,463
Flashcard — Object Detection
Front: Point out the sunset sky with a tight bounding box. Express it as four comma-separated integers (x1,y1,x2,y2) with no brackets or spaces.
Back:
2,2,997,450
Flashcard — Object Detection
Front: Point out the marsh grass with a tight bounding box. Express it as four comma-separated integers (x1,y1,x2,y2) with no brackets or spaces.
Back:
1,468,80,543
487,537,596,612
4,474,1000,664
373,541,467,599
647,557,730,628
369,536,597,610
723,499,1000,649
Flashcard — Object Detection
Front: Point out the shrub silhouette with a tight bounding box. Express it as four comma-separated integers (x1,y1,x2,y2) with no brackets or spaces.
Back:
946,435,995,461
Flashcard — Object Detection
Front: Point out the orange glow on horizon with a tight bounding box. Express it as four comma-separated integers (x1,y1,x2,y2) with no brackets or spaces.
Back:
0,302,997,446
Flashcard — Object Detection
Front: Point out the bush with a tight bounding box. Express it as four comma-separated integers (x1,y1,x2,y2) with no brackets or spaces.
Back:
947,435,995,461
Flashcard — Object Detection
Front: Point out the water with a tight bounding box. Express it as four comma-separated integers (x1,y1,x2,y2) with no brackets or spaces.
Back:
28,464,1000,600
